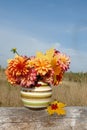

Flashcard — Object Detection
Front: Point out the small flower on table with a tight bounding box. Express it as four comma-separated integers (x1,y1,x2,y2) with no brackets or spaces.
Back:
47,100,66,115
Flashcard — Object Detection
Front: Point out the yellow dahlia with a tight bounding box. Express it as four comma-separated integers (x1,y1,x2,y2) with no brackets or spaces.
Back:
34,58,52,75
51,56,61,75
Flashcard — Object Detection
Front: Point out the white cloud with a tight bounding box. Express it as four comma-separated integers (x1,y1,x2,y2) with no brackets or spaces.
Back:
0,27,87,72
79,26,87,31
65,49,87,72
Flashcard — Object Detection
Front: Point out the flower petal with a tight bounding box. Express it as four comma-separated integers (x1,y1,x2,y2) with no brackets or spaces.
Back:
56,108,66,115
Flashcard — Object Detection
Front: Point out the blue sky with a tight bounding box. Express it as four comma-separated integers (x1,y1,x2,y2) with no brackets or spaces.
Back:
0,0,87,72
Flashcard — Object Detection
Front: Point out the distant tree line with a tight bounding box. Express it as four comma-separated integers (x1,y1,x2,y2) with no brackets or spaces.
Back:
64,72,87,82
0,65,5,71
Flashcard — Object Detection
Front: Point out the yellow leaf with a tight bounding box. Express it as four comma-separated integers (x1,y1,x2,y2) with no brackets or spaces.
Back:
45,48,54,62
36,52,44,58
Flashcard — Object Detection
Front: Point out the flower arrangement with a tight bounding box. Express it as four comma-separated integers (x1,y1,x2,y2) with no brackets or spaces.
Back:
5,48,70,88
5,48,70,115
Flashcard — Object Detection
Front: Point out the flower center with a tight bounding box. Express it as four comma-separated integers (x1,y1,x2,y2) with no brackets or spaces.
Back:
51,103,58,110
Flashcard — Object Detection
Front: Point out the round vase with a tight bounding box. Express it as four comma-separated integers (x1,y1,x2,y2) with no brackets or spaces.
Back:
20,84,52,109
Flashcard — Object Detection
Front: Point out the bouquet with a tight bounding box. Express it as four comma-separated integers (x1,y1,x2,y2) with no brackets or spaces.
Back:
5,48,70,88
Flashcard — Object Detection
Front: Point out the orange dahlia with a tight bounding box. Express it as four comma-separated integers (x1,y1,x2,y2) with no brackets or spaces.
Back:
5,55,29,85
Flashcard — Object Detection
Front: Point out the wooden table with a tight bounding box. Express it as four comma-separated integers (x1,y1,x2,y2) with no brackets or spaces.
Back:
0,107,87,130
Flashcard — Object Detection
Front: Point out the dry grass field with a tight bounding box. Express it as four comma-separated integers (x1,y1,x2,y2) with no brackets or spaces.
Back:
0,69,87,107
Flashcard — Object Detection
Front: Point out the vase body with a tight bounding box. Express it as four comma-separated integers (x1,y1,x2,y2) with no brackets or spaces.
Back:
20,84,52,109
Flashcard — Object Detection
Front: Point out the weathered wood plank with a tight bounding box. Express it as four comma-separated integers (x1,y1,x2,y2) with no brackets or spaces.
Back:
0,107,87,130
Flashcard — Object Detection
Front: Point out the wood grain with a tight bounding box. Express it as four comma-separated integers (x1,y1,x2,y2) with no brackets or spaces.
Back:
0,107,87,130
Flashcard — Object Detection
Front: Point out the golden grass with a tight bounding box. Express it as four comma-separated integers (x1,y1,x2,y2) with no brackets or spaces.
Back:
0,70,87,106
52,81,87,106
0,79,23,107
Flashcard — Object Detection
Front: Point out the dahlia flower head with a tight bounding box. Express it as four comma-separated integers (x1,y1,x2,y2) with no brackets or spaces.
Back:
5,48,70,88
